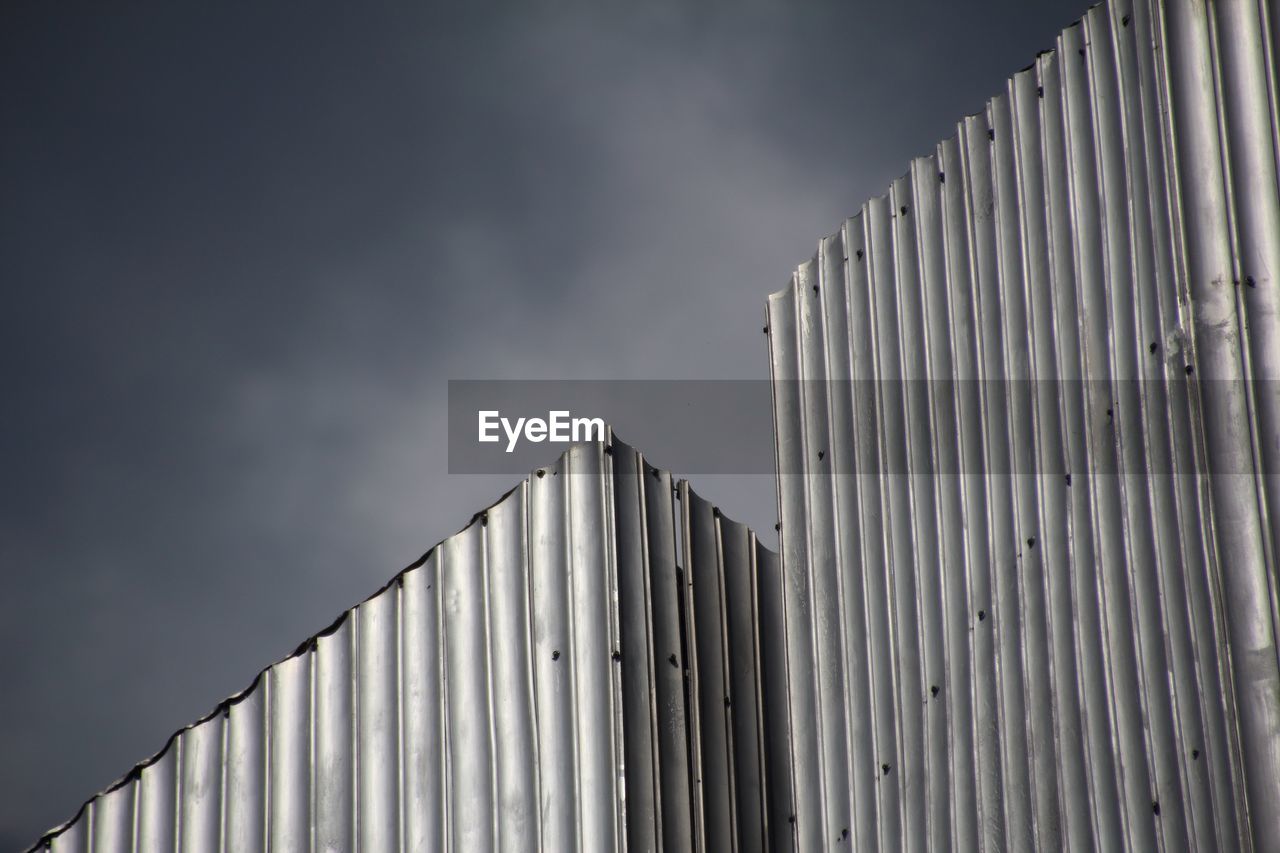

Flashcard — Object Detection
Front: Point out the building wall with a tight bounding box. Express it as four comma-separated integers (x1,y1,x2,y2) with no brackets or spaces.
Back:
27,439,792,853
766,0,1280,849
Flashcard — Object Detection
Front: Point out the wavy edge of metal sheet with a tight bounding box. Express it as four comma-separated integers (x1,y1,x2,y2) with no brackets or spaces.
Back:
765,0,1280,849
25,434,795,853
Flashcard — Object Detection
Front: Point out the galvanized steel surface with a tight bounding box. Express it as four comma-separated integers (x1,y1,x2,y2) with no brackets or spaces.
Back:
25,439,792,853
767,0,1280,849
25,0,1280,850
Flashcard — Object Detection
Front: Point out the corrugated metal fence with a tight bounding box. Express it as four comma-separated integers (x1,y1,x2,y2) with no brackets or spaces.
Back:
26,439,792,853
27,0,1280,849
766,0,1280,849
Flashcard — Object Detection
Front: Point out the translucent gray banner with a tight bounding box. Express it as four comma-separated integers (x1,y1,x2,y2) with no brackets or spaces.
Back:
448,379,1278,475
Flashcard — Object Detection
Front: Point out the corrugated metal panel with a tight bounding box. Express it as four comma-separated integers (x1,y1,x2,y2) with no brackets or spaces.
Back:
766,0,1280,849
26,438,792,853
677,482,794,853
27,2,1280,850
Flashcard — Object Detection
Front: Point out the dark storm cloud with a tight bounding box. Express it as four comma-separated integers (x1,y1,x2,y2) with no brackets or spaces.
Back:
1,0,1085,844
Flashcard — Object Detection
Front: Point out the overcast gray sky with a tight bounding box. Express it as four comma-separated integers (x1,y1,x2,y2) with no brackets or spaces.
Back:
2,0,1085,846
